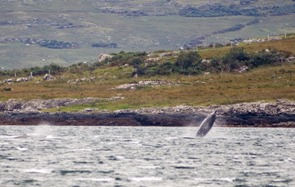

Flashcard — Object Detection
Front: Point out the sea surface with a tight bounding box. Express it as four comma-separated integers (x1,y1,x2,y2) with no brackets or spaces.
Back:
0,125,294,187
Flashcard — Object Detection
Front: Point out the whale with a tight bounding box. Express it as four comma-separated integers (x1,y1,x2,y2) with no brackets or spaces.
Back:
196,110,217,137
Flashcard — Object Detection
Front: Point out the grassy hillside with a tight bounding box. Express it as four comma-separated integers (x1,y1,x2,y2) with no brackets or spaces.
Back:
0,37,294,112
0,0,295,69
1,64,294,112
200,36,295,59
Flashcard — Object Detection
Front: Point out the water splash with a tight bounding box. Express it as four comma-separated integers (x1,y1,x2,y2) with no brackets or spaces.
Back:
29,122,53,138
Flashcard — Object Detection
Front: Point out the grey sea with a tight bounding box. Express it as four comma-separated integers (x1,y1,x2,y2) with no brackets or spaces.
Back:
0,125,294,187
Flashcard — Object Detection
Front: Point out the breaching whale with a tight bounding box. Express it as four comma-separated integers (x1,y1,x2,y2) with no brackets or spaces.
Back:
196,110,217,137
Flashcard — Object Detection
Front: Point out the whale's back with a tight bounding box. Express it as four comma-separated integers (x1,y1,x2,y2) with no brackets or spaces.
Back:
196,111,216,137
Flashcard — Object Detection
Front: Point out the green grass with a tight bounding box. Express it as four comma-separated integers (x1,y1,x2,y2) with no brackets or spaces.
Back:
1,0,295,69
1,62,294,112
198,37,295,59
1,34,295,112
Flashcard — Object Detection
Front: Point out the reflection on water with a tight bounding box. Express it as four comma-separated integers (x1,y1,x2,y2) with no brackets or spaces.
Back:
0,126,294,187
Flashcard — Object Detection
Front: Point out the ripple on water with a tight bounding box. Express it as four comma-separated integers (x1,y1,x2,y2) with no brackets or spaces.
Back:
0,127,295,187
59,170,92,176
174,166,196,170
194,177,236,185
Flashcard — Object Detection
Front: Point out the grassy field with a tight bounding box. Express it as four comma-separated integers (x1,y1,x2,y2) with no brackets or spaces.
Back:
1,35,295,112
1,63,294,112
199,37,295,59
1,0,295,69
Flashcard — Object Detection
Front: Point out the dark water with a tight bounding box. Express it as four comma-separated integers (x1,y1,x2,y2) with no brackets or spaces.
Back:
0,125,294,187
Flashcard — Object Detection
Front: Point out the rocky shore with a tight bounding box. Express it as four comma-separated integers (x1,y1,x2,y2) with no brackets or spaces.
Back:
0,99,294,127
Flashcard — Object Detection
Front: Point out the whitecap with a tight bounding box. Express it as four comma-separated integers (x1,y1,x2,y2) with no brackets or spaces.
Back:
129,177,163,182
75,178,114,182
165,137,179,140
126,141,141,144
0,135,27,139
45,135,60,139
138,165,161,169
216,178,235,182
16,147,28,151
0,135,12,139
194,177,235,182
22,168,53,174
71,148,93,152
6,157,17,160
285,158,295,162
116,156,125,160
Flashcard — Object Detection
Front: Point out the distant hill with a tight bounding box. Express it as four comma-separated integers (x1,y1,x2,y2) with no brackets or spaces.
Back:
0,0,295,69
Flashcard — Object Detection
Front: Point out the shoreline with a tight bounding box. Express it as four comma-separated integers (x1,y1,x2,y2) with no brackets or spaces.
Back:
0,99,294,127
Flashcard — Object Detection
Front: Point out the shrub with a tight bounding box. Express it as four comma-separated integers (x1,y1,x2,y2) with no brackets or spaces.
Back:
224,47,250,62
220,47,250,72
175,51,201,70
247,50,285,68
158,62,174,75
105,52,147,66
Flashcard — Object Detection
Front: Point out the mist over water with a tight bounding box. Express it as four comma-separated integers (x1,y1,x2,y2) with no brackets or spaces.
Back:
0,125,294,187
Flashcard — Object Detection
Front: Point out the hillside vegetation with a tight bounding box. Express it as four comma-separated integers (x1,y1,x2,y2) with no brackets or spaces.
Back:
1,0,295,69
0,36,294,112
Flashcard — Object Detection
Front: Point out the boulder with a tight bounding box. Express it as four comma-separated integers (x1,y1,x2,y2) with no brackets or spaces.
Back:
43,74,56,81
98,54,113,62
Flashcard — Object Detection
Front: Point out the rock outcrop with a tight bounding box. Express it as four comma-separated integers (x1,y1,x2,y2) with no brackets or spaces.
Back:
0,98,101,112
115,80,176,90
0,99,294,127
214,99,295,127
0,112,198,127
98,54,113,62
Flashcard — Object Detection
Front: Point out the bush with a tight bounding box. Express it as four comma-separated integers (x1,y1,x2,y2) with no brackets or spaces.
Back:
106,52,147,66
219,47,250,72
247,50,285,68
224,47,250,62
143,64,160,76
30,63,65,76
173,51,201,75
158,62,174,75
175,51,201,69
